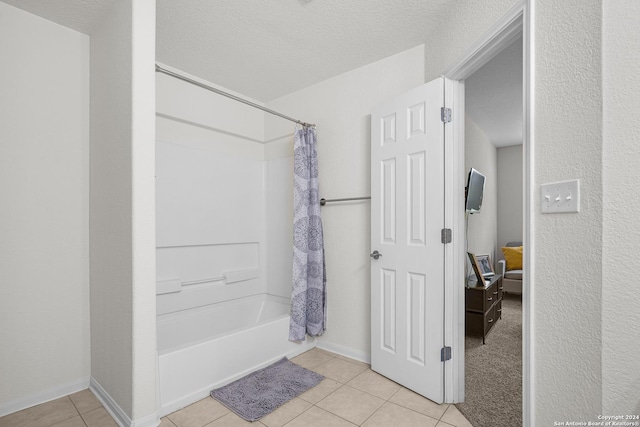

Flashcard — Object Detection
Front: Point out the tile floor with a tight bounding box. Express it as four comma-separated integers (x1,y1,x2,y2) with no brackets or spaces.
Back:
0,389,116,427
0,348,474,427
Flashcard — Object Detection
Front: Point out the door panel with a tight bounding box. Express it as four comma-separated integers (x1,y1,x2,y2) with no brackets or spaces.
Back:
408,151,426,246
381,268,396,353
381,159,396,243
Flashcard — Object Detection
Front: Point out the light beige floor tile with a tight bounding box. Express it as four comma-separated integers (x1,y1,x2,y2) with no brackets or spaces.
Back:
298,378,341,404
440,405,474,427
81,407,117,427
314,348,340,358
260,397,312,427
69,389,102,414
159,417,177,427
315,349,371,368
167,398,229,427
300,348,370,378
316,385,385,425
389,387,449,420
436,422,457,427
312,358,368,383
0,397,79,427
362,402,439,427
50,415,88,427
283,406,356,427
205,411,265,426
290,348,335,369
331,354,370,369
347,370,402,400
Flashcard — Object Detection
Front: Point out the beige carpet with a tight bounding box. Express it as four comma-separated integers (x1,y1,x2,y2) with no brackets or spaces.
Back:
455,293,522,427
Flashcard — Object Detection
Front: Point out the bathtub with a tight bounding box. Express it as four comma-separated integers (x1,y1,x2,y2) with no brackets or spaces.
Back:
157,293,316,416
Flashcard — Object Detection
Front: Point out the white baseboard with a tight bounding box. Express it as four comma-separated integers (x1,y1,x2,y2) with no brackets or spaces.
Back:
89,378,131,427
316,341,371,364
131,412,160,427
0,376,90,417
90,378,159,427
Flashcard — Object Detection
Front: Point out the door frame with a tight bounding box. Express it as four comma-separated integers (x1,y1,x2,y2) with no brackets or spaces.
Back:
441,1,533,426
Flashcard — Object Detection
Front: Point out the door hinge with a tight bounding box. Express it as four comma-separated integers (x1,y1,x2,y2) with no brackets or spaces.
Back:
441,346,452,362
441,228,452,244
441,107,452,123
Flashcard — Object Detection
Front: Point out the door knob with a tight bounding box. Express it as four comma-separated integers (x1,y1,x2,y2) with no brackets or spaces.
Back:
370,250,382,260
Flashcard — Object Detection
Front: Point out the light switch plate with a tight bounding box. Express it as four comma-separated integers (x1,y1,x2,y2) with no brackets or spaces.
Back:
541,179,580,213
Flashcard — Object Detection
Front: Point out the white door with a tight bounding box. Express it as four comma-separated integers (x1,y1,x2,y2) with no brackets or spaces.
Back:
370,77,446,403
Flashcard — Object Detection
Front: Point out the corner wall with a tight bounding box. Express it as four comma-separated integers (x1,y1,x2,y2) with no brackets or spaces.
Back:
130,0,157,422
90,0,156,423
0,2,90,412
90,0,134,415
265,45,426,359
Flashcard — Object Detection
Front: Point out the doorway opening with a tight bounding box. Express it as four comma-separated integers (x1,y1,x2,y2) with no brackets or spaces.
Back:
457,33,524,427
442,1,532,426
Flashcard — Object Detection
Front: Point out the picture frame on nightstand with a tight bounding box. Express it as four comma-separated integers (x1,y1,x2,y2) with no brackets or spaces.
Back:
467,252,485,284
476,254,494,277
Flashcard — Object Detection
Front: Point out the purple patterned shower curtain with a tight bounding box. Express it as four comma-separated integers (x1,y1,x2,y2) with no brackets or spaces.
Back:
289,126,326,341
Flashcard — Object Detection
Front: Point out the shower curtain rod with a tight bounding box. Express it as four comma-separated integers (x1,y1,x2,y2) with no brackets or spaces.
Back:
155,64,316,128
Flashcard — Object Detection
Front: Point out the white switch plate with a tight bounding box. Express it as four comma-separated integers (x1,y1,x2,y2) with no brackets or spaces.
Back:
541,179,580,213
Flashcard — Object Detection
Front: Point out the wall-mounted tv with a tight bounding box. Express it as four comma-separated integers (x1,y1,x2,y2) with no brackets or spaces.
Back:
465,168,485,214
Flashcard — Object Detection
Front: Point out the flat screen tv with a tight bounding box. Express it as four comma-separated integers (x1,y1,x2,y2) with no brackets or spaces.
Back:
465,168,485,213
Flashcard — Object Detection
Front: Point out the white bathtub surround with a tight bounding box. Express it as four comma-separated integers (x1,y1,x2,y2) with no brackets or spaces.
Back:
223,268,260,284
154,136,267,312
157,294,315,416
155,70,317,417
289,127,327,341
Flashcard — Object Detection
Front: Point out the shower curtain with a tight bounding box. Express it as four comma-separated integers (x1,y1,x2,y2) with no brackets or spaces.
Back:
289,126,326,341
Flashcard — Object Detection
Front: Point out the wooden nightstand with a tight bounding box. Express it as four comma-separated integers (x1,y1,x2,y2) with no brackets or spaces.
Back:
465,274,503,344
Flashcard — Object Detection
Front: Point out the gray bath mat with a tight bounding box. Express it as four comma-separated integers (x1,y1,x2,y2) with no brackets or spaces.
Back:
210,357,324,421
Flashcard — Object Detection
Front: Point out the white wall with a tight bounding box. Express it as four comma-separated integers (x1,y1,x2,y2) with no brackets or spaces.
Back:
497,145,523,251
155,69,267,314
90,0,156,423
0,2,90,412
425,0,605,423
465,116,498,273
265,45,426,359
602,0,640,416
533,1,603,422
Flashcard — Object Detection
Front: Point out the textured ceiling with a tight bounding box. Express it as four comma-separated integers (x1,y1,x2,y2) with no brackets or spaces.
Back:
1,0,115,34
9,0,523,108
5,0,522,137
156,0,453,101
466,36,523,147
6,0,453,102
